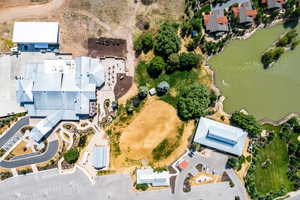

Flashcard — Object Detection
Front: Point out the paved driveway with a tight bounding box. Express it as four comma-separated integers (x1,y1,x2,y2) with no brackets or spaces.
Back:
0,116,29,148
0,140,58,168
174,151,228,200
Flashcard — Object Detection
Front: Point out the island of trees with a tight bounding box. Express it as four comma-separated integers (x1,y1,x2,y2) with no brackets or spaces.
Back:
261,29,299,69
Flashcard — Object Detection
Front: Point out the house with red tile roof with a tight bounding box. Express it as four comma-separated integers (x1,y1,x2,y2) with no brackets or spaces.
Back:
261,0,285,9
204,9,229,34
232,1,257,26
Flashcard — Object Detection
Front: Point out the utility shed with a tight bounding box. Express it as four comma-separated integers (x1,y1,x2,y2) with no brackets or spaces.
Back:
193,117,248,156
12,22,59,51
136,168,170,187
92,146,108,169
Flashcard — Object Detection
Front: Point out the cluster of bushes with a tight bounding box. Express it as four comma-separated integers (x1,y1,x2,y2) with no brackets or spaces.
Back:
63,148,79,164
230,112,262,138
261,47,284,69
226,156,248,171
276,29,299,48
135,183,149,191
0,115,17,128
134,32,153,55
280,117,300,190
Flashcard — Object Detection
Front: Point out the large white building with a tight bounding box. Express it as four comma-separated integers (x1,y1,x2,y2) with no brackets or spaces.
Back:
16,57,105,142
12,22,59,51
193,117,248,156
136,168,170,187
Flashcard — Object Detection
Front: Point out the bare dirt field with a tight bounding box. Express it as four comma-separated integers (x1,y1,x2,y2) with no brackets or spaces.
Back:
11,141,32,156
0,0,49,9
109,98,195,172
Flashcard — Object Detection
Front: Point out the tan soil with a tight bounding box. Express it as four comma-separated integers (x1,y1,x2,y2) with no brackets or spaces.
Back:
11,140,32,156
119,99,181,161
0,168,11,173
0,0,50,9
117,82,138,105
109,98,195,173
236,138,251,180
190,172,220,186
16,166,32,171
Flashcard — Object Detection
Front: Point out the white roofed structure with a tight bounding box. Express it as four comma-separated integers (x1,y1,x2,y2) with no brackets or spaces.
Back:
136,168,170,187
193,117,248,156
16,57,105,142
13,22,59,44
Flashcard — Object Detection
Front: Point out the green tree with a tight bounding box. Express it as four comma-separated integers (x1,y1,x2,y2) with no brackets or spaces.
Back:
177,83,211,120
166,53,180,73
154,23,181,57
134,37,143,55
138,86,148,99
63,148,79,164
141,32,153,52
147,56,165,78
179,52,201,70
230,112,262,138
227,157,239,169
135,183,149,191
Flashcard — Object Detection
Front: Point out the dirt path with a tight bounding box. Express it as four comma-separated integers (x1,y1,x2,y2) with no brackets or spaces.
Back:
0,0,65,22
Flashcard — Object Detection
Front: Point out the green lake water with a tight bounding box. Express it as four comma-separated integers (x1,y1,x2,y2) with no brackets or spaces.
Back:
208,23,300,121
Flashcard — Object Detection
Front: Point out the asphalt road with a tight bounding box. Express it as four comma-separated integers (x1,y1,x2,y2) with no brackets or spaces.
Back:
0,140,58,168
0,116,29,148
0,169,246,200
287,193,300,200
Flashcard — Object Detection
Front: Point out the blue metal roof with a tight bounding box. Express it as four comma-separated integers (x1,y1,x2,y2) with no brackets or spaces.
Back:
92,146,107,169
194,117,248,156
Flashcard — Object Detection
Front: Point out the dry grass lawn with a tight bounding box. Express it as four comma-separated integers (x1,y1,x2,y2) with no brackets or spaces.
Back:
110,98,195,172
120,99,181,160
11,140,32,156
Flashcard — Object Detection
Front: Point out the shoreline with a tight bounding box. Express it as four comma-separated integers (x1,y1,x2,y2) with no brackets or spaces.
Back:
205,18,299,124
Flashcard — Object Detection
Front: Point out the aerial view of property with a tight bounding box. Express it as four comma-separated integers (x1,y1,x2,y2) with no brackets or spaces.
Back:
0,0,299,200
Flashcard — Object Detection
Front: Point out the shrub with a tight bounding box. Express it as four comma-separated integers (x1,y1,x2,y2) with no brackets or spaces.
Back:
156,81,170,96
147,56,165,78
179,52,201,71
166,53,180,73
63,148,79,164
135,183,149,191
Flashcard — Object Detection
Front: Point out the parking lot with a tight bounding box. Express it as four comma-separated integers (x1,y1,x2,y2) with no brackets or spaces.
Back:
0,168,243,200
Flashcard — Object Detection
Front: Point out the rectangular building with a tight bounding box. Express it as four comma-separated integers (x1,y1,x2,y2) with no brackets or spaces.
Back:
12,22,59,51
92,146,108,169
193,117,248,156
136,168,170,187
